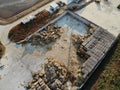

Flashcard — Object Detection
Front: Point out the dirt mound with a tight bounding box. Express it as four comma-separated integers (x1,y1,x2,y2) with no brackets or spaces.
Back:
8,10,61,43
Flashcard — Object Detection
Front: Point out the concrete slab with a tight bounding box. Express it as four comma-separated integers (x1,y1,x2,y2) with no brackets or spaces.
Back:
75,0,120,36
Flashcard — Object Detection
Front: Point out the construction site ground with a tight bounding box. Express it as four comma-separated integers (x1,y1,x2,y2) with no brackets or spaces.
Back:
0,0,120,90
0,12,90,90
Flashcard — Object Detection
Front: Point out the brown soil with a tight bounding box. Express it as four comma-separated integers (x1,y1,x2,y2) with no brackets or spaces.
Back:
8,10,62,43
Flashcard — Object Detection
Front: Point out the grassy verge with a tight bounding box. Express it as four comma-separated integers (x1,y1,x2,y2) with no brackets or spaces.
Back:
91,35,120,90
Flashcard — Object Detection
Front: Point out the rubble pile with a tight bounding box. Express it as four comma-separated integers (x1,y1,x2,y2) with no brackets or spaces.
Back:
29,24,62,45
26,58,78,90
72,34,83,48
77,47,90,60
0,42,5,59
71,25,93,60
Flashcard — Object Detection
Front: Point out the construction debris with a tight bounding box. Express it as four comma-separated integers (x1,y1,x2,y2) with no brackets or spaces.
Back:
77,48,90,60
26,58,78,90
0,42,5,59
8,10,62,43
28,24,62,45
72,34,84,48
70,26,116,79
80,28,116,78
